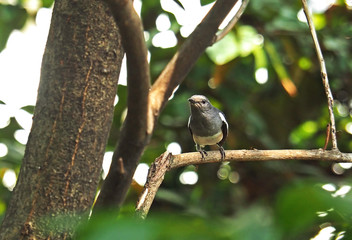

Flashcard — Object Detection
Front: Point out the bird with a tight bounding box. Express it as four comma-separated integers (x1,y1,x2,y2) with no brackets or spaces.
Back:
188,95,228,160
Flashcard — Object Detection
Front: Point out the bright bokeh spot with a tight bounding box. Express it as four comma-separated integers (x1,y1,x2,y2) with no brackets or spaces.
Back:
322,183,336,192
336,102,348,117
0,7,51,109
156,13,171,31
102,152,114,179
218,0,242,29
255,67,268,84
345,122,352,135
161,0,213,38
297,9,307,23
311,226,336,240
179,171,198,185
15,109,33,131
309,0,335,14
316,211,328,217
2,169,17,191
0,143,8,157
102,151,113,179
297,0,335,25
332,185,351,198
114,94,119,106
14,129,29,145
152,30,177,48
133,163,149,186
346,0,352,9
339,162,352,169
167,142,182,155
133,0,142,16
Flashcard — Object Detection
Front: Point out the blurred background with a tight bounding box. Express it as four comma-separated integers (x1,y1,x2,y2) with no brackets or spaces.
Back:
1,0,352,239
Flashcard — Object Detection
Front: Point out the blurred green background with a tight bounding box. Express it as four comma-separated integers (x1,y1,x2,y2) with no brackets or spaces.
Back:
1,0,352,239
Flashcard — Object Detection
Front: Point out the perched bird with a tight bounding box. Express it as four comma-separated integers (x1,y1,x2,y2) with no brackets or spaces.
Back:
188,95,228,160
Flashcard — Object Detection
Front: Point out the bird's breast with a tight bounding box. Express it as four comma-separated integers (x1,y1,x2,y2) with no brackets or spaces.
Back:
193,131,223,146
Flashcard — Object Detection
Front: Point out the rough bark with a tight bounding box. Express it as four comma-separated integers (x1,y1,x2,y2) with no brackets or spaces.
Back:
0,0,123,239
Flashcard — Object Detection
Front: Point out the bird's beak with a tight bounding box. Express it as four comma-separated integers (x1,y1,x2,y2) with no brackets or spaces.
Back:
188,98,195,104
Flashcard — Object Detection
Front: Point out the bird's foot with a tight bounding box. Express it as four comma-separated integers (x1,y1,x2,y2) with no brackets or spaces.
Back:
219,146,225,161
199,150,208,160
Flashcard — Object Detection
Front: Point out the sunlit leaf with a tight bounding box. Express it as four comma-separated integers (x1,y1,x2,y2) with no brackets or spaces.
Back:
206,31,238,65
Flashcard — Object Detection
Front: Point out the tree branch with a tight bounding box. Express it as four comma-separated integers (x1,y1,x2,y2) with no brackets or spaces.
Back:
135,149,352,219
94,0,151,210
301,0,338,150
214,0,249,43
149,0,240,115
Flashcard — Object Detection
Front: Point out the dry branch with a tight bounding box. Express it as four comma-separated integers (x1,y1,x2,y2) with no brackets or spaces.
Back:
135,149,352,219
301,0,338,150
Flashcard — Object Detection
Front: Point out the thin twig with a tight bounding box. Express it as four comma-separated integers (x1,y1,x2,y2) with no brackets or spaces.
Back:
301,0,338,150
214,0,249,43
135,149,352,219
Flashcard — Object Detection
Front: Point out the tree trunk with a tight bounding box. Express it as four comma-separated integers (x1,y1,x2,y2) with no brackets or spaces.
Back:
0,0,123,239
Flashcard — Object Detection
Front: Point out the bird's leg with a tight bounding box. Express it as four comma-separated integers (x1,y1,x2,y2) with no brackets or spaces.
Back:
217,144,225,161
196,144,207,160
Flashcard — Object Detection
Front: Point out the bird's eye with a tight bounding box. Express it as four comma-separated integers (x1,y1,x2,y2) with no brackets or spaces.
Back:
201,100,206,104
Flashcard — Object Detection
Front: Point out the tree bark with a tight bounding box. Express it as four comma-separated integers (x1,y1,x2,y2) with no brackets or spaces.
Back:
0,1,123,239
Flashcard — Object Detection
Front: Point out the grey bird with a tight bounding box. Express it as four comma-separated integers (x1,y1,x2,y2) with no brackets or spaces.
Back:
188,95,228,160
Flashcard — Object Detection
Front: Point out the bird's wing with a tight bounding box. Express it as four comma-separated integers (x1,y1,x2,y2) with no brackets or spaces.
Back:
218,112,228,146
188,116,193,136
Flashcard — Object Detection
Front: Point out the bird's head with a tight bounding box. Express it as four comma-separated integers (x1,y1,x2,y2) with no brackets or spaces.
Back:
188,95,212,112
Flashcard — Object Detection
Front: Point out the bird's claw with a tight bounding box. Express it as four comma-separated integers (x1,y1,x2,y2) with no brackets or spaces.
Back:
199,150,208,160
219,146,225,161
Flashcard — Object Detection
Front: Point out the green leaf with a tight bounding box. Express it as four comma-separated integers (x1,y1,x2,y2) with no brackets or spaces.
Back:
206,31,239,65
41,0,54,8
200,0,215,6
21,105,35,114
0,4,27,52
275,180,352,238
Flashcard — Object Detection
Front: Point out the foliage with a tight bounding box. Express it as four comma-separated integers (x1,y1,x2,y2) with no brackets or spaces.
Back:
1,0,352,239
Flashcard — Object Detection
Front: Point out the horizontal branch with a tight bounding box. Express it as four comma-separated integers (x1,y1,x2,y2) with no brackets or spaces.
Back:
170,149,352,168
135,149,352,219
